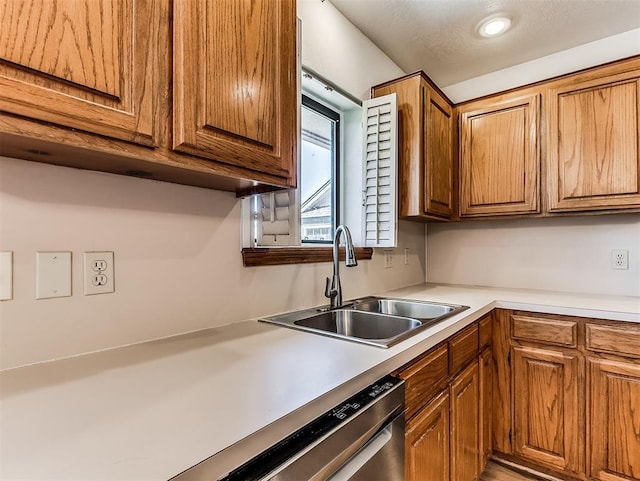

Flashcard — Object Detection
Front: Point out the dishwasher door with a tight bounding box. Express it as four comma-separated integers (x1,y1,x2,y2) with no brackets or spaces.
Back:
219,376,405,481
324,411,404,481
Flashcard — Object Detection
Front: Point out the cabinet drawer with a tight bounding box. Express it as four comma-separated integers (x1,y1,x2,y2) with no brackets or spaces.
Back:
449,323,479,375
586,323,640,358
511,314,577,347
397,344,448,419
479,314,492,349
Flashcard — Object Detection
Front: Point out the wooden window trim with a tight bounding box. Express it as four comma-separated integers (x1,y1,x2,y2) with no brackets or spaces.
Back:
242,247,374,267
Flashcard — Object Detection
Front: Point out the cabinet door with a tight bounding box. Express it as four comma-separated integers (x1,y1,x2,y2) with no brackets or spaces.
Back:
451,360,480,481
424,83,454,218
513,345,584,474
173,0,296,183
479,348,493,472
547,69,640,212
589,358,640,481
459,94,540,216
406,390,450,481
0,0,157,146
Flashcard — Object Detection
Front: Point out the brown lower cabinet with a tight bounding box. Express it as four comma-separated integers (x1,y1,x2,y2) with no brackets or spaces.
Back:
451,361,480,481
588,357,640,481
493,309,640,481
512,345,583,474
479,347,492,471
406,391,450,481
399,309,640,481
397,315,488,481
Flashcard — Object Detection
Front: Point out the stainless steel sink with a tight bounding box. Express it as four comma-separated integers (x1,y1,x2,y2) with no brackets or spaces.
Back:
294,309,422,340
260,296,468,348
348,297,458,321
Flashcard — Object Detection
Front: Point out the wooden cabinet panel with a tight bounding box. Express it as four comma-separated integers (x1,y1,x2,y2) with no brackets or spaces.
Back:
424,84,454,218
397,344,449,420
459,94,540,216
513,345,583,474
492,310,512,455
586,323,640,358
372,76,422,217
450,323,479,376
589,358,640,481
406,391,450,481
479,313,492,350
0,0,157,145
512,314,577,348
173,0,296,182
479,348,493,472
451,360,480,481
547,67,640,212
372,73,454,220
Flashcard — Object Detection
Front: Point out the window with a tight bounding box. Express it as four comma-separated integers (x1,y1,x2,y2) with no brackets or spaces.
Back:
300,95,340,243
241,70,398,265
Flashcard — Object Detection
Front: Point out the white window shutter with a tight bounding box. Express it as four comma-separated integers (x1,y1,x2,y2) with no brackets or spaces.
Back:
361,93,398,248
253,189,300,246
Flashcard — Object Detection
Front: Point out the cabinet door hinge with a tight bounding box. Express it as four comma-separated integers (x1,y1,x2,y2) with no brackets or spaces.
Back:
507,350,511,367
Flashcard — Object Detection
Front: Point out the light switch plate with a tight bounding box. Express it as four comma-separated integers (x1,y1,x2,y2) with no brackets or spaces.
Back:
0,251,13,301
36,252,72,299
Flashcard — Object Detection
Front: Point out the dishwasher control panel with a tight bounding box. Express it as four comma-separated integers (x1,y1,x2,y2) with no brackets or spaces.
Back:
219,375,402,481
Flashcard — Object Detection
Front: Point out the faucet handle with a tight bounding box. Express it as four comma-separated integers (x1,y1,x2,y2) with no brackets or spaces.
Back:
324,277,337,299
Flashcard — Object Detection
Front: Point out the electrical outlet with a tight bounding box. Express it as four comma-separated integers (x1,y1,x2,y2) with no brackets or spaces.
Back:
611,249,629,270
403,248,409,266
384,250,393,269
84,252,115,295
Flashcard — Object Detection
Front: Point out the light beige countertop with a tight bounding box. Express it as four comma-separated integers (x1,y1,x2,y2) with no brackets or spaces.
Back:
1,283,639,481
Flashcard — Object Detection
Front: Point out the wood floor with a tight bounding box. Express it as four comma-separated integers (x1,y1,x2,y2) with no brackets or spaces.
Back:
480,460,550,481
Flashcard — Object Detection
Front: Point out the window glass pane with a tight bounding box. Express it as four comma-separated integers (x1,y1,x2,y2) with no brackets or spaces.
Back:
300,101,336,243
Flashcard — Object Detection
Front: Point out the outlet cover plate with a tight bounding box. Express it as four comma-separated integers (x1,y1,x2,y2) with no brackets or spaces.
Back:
36,252,72,299
611,249,629,270
384,250,393,269
84,252,115,295
0,251,13,301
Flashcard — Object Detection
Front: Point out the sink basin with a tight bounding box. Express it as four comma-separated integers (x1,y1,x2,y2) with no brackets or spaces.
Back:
348,298,458,321
294,310,421,340
260,296,468,348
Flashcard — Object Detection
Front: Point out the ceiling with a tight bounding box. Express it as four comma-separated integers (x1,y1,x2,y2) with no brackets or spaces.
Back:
330,0,640,87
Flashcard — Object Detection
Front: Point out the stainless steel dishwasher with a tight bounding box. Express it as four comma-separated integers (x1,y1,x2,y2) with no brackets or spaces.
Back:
218,375,405,481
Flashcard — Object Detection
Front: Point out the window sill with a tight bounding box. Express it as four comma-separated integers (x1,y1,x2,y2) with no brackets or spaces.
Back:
242,247,374,267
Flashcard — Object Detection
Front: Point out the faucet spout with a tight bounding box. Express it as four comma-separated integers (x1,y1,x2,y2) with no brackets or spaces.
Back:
325,225,358,309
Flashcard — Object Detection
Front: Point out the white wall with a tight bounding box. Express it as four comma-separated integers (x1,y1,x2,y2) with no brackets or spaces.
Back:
298,0,405,100
443,28,640,103
427,215,640,297
0,7,419,369
0,158,425,369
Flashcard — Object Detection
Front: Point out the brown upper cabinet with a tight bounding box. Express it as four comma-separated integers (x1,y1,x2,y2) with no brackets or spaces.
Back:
0,0,297,192
0,0,158,146
372,73,454,221
375,55,639,221
546,62,640,212
173,0,297,182
459,93,540,217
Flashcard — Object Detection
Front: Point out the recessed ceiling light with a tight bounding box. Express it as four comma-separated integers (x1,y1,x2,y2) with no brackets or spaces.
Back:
477,16,512,38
